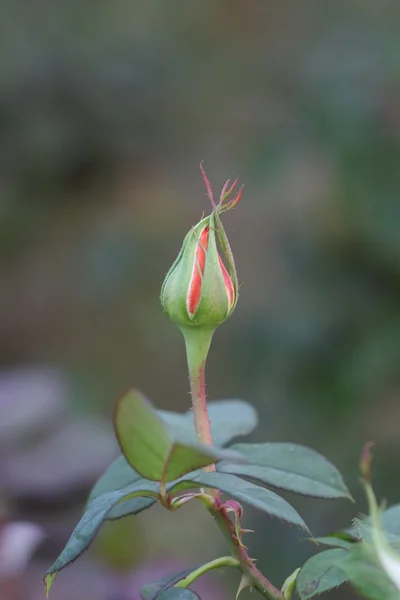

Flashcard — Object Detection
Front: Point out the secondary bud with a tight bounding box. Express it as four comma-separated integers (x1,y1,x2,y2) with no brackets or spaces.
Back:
161,166,241,329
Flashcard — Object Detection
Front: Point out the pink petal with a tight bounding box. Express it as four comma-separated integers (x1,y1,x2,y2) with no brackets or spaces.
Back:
218,255,235,310
187,226,209,317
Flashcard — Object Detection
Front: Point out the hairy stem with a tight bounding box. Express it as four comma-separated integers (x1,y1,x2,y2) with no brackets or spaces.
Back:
182,324,282,598
175,556,239,589
181,326,215,450
214,508,282,599
189,359,212,447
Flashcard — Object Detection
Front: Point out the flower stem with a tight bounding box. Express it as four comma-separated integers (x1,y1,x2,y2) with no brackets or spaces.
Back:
181,324,282,599
181,326,215,449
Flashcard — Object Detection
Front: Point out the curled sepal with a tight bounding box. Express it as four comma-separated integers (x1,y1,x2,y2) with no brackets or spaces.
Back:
161,165,241,329
201,162,241,316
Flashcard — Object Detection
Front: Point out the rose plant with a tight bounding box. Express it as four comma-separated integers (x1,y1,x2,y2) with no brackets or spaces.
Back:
45,166,400,599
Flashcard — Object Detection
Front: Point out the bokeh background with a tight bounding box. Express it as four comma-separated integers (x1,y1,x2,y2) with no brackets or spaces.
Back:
1,1,400,598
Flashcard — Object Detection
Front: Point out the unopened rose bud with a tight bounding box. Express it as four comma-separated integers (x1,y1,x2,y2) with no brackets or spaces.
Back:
161,165,241,330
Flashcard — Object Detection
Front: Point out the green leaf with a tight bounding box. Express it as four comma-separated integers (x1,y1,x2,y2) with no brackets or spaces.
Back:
141,567,200,600
107,492,157,520
186,471,309,532
157,591,201,599
352,503,400,550
219,443,351,499
45,479,161,593
165,442,243,483
282,568,300,599
381,504,400,537
296,548,350,599
115,390,244,482
87,457,203,520
88,456,140,501
159,399,258,446
314,532,357,550
199,399,258,445
87,456,157,519
88,398,257,516
45,472,207,593
342,543,400,600
353,518,400,548
115,390,172,480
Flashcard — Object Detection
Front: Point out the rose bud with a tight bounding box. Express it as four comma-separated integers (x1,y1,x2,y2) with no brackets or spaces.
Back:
161,165,242,330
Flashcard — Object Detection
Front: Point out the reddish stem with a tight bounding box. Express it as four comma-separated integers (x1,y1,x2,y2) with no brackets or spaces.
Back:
182,325,282,598
198,494,282,599
214,505,282,599
189,360,214,453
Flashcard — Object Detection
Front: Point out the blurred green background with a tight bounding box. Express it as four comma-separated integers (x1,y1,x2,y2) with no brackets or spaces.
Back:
1,1,400,598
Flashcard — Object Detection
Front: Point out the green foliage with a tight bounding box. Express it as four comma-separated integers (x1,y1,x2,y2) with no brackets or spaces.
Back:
377,504,400,538
159,399,258,447
281,568,300,600
313,533,357,550
141,567,201,600
297,501,400,598
45,391,355,597
352,503,400,549
218,443,351,499
156,591,200,599
87,456,157,519
115,390,172,480
296,548,350,599
46,470,218,593
88,456,141,503
341,543,400,600
44,478,164,593
190,471,309,531
114,390,245,482
88,398,258,520
354,518,400,551
45,455,311,592
45,389,264,595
